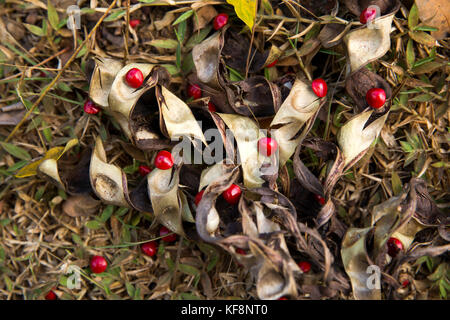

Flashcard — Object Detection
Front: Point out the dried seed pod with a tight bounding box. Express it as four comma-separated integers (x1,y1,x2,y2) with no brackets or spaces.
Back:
337,111,388,168
89,136,129,207
147,165,185,237
270,78,325,167
89,57,124,108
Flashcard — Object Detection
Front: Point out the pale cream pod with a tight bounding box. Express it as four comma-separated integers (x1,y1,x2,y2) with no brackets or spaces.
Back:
217,113,266,188
270,78,322,167
89,136,129,207
147,167,185,237
89,57,124,108
344,13,396,72
337,111,388,168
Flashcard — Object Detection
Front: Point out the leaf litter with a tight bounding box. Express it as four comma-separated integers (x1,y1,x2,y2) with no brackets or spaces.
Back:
0,0,448,300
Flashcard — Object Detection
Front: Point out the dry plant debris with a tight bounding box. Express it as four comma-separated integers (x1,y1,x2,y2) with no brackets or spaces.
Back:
0,0,448,300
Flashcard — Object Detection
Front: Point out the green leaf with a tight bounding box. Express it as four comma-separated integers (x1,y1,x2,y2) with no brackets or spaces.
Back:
391,172,402,196
409,31,436,47
400,141,413,153
408,3,419,30
99,205,115,222
47,0,60,30
410,93,433,102
412,61,443,74
24,23,45,37
185,25,213,50
227,0,257,30
178,264,201,277
406,39,415,69
414,25,438,32
0,142,31,160
86,220,102,230
172,10,194,26
148,39,179,49
104,9,126,22
115,207,129,217
160,64,179,76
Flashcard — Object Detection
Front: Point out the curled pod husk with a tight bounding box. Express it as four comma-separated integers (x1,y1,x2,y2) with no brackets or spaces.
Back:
215,113,268,188
89,57,124,108
89,136,129,207
147,165,185,237
343,0,400,73
337,110,388,169
270,78,326,167
341,227,380,300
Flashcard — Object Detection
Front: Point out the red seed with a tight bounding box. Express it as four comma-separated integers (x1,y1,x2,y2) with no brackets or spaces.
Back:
360,7,378,24
278,297,288,300
129,19,141,28
154,150,174,170
83,100,100,114
311,78,328,98
387,237,404,257
45,290,57,300
208,102,217,112
187,84,202,99
195,190,205,206
138,164,152,177
314,194,325,206
223,184,241,205
141,241,157,257
213,13,229,30
266,59,278,68
90,255,108,274
236,248,246,255
402,280,410,288
125,68,144,88
159,226,177,243
298,261,311,273
257,137,278,157
366,88,386,109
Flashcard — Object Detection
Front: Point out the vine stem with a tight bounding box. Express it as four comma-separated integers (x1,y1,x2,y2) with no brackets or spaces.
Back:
5,0,119,143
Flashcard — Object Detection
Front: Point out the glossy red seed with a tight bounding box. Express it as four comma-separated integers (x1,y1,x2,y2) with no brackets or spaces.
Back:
236,248,246,255
154,150,174,170
45,290,57,300
208,102,217,112
159,226,177,242
314,194,325,206
213,13,229,30
187,84,202,99
311,78,328,98
360,7,378,24
138,164,152,177
258,137,278,157
298,261,311,273
125,68,144,88
366,88,386,109
90,255,108,274
195,190,205,206
387,237,404,257
266,59,278,68
83,100,100,114
129,19,141,28
278,297,288,300
141,241,157,257
402,280,410,288
223,184,241,205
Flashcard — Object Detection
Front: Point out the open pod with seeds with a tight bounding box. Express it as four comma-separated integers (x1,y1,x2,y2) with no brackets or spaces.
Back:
88,58,206,151
341,178,447,299
343,0,400,111
270,78,327,167
210,112,276,189
191,29,282,117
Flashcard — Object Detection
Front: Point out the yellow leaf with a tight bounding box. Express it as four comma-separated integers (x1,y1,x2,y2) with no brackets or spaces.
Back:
15,138,79,178
227,0,257,30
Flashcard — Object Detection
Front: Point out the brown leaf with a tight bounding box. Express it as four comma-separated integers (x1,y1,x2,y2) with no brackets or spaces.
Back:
62,194,101,217
416,0,450,39
193,5,218,31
